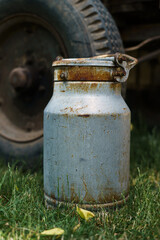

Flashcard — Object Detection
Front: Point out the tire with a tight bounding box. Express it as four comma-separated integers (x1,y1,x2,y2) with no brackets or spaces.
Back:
0,0,124,167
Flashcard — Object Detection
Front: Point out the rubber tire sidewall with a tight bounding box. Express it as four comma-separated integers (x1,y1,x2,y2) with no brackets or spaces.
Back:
0,0,95,57
0,0,124,166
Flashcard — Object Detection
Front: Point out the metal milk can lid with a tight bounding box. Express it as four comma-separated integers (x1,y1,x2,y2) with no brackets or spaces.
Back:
52,53,137,82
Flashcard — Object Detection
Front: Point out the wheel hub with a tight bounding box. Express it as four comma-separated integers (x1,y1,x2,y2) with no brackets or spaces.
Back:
0,14,67,143
9,67,32,91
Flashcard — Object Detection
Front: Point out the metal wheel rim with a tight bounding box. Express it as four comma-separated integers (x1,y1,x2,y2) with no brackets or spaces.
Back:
0,14,68,143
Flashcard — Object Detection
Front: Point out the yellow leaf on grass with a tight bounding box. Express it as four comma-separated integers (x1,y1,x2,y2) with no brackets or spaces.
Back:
76,206,95,221
73,223,81,232
130,123,133,131
40,228,64,236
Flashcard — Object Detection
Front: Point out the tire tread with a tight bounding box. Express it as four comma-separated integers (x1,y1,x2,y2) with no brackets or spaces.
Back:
71,0,124,54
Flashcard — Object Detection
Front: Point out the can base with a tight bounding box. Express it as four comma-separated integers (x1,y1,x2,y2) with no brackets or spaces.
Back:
44,192,129,210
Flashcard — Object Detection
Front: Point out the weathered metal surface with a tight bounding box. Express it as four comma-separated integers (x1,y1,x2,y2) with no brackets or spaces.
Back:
55,66,114,82
44,54,137,209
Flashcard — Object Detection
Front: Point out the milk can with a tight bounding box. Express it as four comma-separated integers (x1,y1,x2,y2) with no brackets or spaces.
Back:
44,53,137,209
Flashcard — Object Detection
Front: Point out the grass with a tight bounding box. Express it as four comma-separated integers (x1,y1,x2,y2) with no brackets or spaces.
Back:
0,119,160,239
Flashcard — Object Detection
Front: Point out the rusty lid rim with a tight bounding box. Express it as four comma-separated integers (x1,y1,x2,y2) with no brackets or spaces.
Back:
52,58,115,67
53,53,138,83
52,54,115,67
52,53,137,67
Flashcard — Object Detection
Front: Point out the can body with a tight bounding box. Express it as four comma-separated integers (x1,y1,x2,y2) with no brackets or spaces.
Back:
44,81,130,208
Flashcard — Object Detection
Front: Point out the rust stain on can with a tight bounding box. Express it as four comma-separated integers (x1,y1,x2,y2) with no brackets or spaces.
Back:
70,184,80,203
83,179,95,203
67,82,100,92
109,82,121,91
97,191,126,203
50,193,56,200
111,113,120,120
55,66,114,81
45,192,129,209
61,105,89,114
62,107,74,113
77,114,90,118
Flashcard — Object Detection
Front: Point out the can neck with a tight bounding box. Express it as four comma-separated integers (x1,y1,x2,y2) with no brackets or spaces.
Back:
53,81,121,96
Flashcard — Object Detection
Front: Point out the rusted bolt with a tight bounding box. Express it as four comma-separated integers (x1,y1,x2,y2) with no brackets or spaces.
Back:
9,67,29,89
118,70,126,77
60,72,68,80
55,56,63,61
112,68,126,78
118,55,127,63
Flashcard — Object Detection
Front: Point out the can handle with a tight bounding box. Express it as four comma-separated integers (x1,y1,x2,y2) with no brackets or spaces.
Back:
92,53,137,82
114,53,138,83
